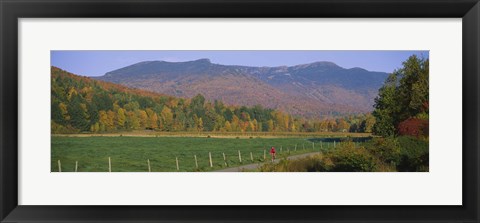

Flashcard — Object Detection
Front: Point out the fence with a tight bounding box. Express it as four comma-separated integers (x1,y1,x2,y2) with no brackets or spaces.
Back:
54,141,353,172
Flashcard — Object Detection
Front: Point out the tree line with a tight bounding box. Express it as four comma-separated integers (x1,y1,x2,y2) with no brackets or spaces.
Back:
372,55,429,137
51,67,374,134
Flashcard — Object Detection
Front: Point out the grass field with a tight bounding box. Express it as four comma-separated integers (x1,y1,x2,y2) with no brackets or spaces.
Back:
51,134,371,172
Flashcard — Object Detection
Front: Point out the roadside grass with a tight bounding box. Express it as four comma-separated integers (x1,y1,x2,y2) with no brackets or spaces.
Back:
256,136,428,172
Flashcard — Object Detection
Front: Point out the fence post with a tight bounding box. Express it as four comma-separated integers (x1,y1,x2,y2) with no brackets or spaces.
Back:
58,160,62,172
238,150,242,163
194,155,199,169
334,141,336,148
263,150,266,160
176,157,179,171
75,161,78,172
223,153,227,166
209,152,213,168
147,159,151,172
250,152,253,162
108,157,111,172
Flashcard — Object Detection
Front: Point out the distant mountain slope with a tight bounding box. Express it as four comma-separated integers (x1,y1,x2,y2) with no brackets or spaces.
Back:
96,59,389,117
51,66,376,134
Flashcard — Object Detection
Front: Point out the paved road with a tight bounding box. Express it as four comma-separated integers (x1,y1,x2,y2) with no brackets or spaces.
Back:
214,151,322,172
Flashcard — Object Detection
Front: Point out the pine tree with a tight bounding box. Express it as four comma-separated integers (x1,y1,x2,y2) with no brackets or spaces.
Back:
67,94,89,131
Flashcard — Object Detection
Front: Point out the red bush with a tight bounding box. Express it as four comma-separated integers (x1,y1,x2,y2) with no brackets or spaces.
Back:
397,118,429,137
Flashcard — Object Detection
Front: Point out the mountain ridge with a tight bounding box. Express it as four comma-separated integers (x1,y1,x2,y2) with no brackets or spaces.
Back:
95,59,389,118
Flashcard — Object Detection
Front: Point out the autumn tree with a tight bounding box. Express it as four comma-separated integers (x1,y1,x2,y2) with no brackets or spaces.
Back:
160,107,174,131
52,67,392,134
193,114,203,132
98,110,108,132
116,108,126,129
138,110,148,129
267,119,275,132
126,111,140,130
224,121,232,132
231,115,240,132
336,119,350,132
106,110,116,131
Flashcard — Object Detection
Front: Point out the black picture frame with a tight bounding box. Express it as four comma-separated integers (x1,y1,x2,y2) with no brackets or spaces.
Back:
1,0,479,222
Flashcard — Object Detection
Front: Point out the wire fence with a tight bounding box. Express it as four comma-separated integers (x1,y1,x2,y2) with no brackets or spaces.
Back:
52,141,361,172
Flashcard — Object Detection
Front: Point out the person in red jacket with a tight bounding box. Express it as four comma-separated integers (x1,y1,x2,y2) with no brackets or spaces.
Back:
270,146,276,162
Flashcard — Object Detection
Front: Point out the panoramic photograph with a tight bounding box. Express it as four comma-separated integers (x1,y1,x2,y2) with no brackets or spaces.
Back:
51,50,429,172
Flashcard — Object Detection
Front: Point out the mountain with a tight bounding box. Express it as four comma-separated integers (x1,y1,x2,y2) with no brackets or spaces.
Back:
51,66,375,134
96,59,389,118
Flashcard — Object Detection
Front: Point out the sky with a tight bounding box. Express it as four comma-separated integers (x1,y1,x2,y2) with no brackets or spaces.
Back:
51,50,429,77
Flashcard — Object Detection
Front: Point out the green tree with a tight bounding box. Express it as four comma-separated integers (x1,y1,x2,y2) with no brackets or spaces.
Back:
87,103,99,126
51,101,65,125
173,109,187,131
359,114,375,133
67,94,89,131
372,73,398,136
396,55,429,121
372,55,429,137
190,94,206,118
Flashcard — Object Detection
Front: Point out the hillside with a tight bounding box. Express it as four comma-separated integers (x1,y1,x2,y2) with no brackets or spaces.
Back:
51,66,375,134
96,59,389,117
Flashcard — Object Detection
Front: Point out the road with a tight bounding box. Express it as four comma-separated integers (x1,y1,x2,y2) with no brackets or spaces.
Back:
214,151,322,172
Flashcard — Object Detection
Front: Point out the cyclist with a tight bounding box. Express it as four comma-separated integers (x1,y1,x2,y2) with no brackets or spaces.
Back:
270,146,276,162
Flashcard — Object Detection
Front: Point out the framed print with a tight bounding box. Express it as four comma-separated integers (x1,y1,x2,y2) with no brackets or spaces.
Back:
1,0,479,222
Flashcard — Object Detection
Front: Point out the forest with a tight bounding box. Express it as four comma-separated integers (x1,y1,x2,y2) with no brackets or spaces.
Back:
51,67,375,134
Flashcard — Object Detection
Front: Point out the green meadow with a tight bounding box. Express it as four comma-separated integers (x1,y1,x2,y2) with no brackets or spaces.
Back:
51,136,361,172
